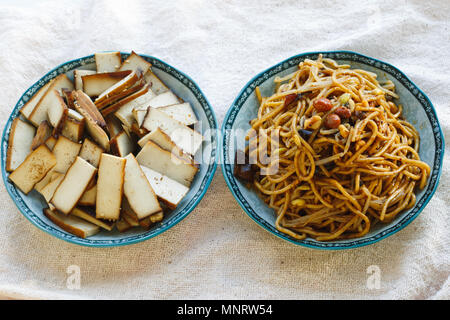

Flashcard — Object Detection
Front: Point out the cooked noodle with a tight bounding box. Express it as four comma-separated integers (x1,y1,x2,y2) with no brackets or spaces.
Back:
243,55,430,241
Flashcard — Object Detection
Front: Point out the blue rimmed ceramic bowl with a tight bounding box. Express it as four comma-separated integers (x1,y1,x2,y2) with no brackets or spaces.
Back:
1,52,218,247
221,51,444,250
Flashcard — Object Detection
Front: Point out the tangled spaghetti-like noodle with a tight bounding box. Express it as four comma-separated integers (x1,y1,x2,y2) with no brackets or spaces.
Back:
243,55,430,241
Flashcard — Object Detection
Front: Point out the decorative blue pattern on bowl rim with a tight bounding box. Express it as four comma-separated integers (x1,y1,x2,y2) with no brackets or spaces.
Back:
1,52,218,247
221,50,444,250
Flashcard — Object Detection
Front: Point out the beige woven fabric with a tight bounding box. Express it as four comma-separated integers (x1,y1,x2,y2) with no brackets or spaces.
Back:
0,0,448,300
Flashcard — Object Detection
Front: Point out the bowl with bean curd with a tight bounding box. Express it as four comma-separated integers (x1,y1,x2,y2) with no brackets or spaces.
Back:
221,51,444,249
2,51,218,247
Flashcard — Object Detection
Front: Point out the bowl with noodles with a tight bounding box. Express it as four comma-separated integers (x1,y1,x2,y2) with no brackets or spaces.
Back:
221,51,444,249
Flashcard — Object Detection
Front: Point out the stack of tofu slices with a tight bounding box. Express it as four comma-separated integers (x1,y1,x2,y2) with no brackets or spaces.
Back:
7,51,202,239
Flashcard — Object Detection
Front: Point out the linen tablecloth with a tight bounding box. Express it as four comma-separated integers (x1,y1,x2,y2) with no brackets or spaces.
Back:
0,0,448,299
